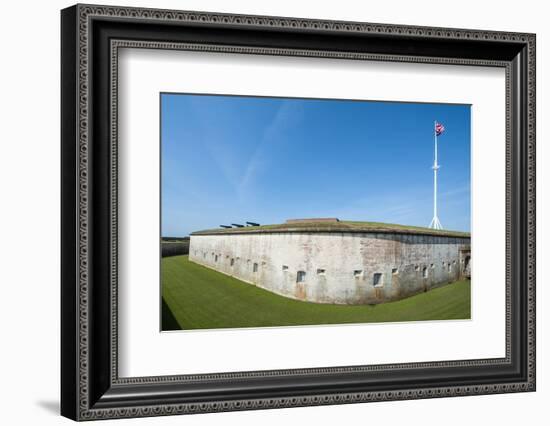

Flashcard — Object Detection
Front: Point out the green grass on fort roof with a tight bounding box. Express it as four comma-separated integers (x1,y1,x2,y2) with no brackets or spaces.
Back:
192,220,470,238
161,256,471,331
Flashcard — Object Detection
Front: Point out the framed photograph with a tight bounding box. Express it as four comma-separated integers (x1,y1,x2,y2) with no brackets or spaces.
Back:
61,4,536,421
160,93,473,330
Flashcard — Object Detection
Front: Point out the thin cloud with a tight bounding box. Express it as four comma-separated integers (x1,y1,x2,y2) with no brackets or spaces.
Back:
237,101,304,198
325,182,469,228
440,184,470,198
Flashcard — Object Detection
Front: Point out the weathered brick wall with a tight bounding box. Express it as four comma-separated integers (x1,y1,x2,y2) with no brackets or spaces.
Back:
189,232,470,304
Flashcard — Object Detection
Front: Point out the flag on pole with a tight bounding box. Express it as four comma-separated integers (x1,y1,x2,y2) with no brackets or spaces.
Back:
435,122,445,136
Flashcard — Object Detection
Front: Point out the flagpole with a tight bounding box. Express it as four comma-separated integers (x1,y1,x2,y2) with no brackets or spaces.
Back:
434,120,438,222
430,121,442,230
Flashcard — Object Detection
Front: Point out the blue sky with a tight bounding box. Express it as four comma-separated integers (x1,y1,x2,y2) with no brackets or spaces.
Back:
161,93,471,237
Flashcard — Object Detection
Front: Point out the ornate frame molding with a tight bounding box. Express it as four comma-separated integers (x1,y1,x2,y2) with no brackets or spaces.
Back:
61,4,535,421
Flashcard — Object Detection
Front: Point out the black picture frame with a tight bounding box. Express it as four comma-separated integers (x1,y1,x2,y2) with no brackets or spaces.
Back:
61,4,536,421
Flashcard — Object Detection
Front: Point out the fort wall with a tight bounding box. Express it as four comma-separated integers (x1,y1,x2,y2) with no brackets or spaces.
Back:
188,231,470,304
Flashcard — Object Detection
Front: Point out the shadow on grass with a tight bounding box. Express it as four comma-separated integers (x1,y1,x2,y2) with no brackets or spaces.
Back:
161,298,182,331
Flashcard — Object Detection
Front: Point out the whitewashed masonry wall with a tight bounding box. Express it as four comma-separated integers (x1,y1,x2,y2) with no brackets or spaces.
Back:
188,232,471,304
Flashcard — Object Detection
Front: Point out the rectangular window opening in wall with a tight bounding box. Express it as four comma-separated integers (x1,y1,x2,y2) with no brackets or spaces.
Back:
230,258,234,267
214,255,218,262
423,266,428,278
354,270,363,278
253,263,258,273
392,268,398,275
317,268,326,275
373,273,383,287
282,265,288,271
448,263,452,273
297,271,306,283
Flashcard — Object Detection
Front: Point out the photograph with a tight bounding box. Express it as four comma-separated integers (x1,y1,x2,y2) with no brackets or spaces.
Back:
57,3,536,421
160,93,472,331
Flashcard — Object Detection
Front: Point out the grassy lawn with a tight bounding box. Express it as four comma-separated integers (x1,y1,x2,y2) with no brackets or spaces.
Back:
162,255,471,330
193,220,469,238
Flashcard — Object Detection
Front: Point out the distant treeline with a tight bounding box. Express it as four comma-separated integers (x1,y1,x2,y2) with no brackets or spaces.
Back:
161,238,190,257
162,236,190,242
